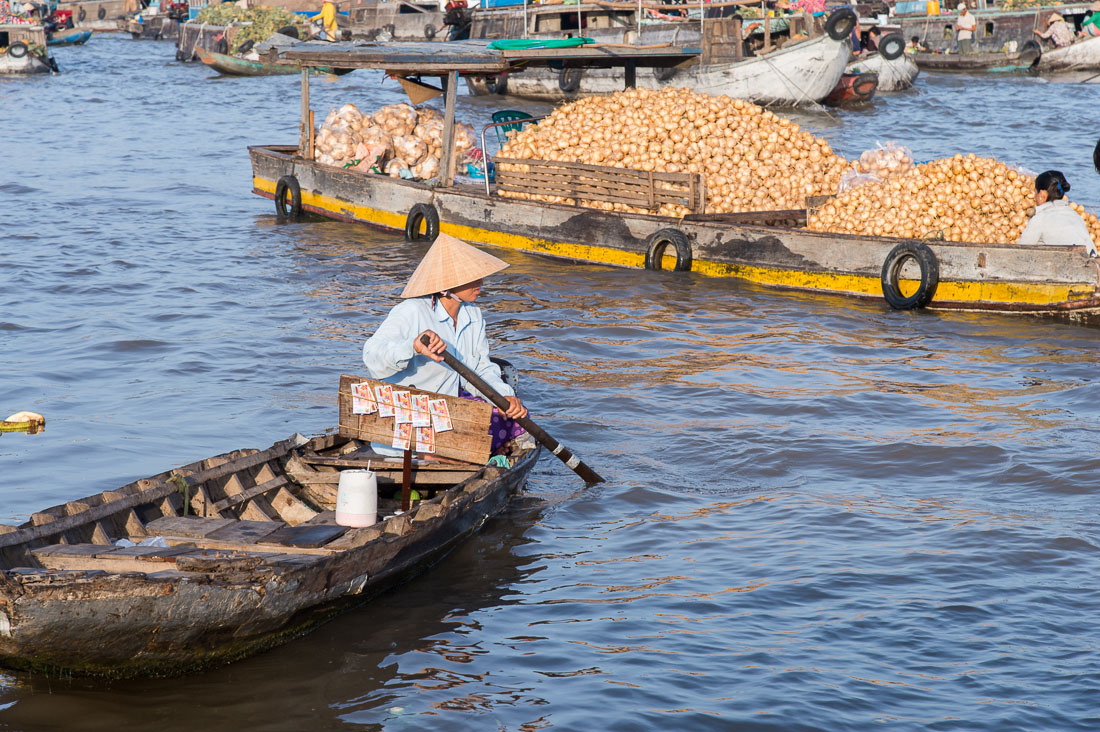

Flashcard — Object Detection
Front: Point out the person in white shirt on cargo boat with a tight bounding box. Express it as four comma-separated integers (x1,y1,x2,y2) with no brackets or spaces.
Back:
362,233,527,454
1017,170,1097,255
955,3,976,54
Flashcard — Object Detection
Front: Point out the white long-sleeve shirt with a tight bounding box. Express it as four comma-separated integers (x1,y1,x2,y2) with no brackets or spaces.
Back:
362,296,514,401
1017,200,1097,256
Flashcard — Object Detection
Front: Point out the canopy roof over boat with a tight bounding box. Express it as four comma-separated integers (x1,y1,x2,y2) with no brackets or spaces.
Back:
272,39,701,74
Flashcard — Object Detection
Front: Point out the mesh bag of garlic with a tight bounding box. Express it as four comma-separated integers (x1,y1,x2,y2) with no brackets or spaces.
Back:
808,153,1100,246
496,86,850,217
313,103,479,179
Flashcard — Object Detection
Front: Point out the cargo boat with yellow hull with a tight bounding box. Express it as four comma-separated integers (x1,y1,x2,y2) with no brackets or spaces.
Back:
248,40,1100,317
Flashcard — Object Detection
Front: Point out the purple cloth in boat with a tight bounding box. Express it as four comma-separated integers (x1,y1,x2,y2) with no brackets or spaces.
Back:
459,388,527,453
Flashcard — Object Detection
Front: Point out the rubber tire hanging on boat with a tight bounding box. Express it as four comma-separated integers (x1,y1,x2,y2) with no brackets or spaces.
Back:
405,203,440,241
214,35,228,54
825,8,857,42
276,25,300,38
274,176,303,221
238,39,254,53
879,33,905,61
78,6,85,21
653,65,678,83
8,41,27,58
486,73,507,94
97,5,105,19
880,241,939,310
423,23,436,40
558,67,582,93
644,229,693,272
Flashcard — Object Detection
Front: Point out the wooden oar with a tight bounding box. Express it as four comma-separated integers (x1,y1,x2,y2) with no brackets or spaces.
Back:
421,335,604,485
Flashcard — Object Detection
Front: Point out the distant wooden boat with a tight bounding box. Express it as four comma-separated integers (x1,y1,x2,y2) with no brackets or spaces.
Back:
823,70,878,105
0,24,58,74
0,377,539,677
196,45,302,75
1036,35,1100,71
846,50,920,91
46,28,92,45
910,45,1040,72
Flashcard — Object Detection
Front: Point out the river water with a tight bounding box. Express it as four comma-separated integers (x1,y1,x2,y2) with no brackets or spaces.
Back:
2,35,1100,731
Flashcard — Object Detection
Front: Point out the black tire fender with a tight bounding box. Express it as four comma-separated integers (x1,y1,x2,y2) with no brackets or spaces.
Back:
97,5,106,19
276,25,300,39
558,67,582,93
238,39,254,53
78,6,86,21
825,7,857,42
490,356,519,392
879,32,905,60
274,175,302,220
653,65,678,83
644,228,693,272
423,23,436,40
880,241,939,309
8,41,28,58
486,73,507,94
214,35,228,54
405,202,440,241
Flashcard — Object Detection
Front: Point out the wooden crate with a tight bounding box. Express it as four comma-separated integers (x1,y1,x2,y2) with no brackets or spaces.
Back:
337,375,492,465
493,157,704,213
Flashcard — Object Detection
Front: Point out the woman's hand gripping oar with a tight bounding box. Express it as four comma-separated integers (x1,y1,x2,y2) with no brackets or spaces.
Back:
419,335,604,485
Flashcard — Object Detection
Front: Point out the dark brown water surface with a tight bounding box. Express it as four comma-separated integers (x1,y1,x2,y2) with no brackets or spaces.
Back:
3,36,1100,731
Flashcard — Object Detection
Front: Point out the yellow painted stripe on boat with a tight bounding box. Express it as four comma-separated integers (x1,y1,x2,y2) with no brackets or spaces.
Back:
253,176,1088,307
254,176,407,230
441,221,645,269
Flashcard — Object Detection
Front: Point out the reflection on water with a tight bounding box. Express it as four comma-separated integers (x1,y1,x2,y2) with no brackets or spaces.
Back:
3,36,1100,732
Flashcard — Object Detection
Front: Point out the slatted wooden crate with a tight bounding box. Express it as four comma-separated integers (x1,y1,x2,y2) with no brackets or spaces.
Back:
337,374,493,465
493,157,705,213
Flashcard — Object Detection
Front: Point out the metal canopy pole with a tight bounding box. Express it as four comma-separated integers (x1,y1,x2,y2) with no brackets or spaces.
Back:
299,67,310,157
637,0,641,42
523,0,528,37
439,69,460,187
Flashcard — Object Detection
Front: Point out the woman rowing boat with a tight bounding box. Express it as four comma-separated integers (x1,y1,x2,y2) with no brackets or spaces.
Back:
362,233,527,456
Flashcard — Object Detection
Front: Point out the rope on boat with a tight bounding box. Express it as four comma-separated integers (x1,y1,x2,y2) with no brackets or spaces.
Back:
761,55,837,120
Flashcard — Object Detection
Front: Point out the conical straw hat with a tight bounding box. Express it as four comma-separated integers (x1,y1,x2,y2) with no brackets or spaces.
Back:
401,233,509,298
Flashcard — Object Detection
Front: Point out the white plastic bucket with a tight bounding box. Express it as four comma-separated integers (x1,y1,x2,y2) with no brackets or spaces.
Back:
335,469,377,527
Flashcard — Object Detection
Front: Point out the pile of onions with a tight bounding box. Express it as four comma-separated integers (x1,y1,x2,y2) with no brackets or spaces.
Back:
808,154,1100,246
497,87,849,217
313,103,477,180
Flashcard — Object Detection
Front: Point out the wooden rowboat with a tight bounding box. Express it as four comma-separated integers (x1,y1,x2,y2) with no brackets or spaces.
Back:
910,47,1039,72
46,29,93,46
195,46,303,76
0,377,539,677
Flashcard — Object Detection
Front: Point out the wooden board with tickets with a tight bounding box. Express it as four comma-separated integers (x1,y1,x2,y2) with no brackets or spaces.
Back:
337,374,493,465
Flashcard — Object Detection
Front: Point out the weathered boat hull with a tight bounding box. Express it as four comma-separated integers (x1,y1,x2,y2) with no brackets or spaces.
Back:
196,46,301,75
249,144,1100,315
0,432,539,677
123,16,180,41
467,33,851,106
0,53,54,74
846,51,920,91
56,0,130,30
1036,35,1100,70
345,0,446,41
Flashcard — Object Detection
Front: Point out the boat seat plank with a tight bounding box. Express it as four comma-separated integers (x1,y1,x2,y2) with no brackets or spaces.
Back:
32,543,114,558
257,523,349,549
264,553,327,568
145,516,237,538
204,520,286,544
108,545,198,560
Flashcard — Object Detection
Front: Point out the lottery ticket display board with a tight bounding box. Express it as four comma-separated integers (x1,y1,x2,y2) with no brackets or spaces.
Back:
337,374,493,465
